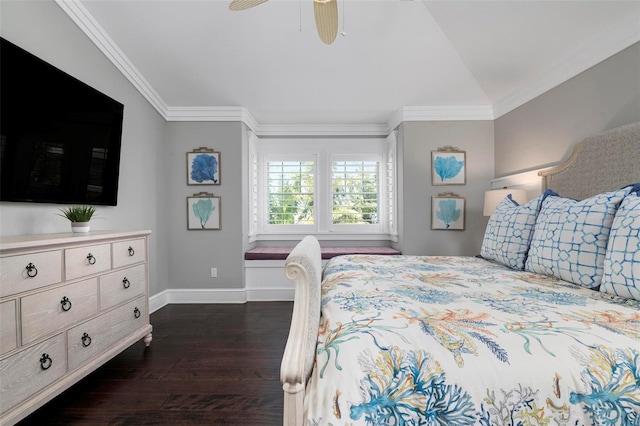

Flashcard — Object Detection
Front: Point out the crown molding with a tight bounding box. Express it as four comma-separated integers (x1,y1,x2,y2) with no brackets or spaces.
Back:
55,0,169,119
387,105,494,131
254,105,496,137
400,105,494,121
165,106,249,121
164,106,259,129
165,108,389,136
166,106,494,136
54,0,494,137
492,13,640,118
254,122,391,137
57,0,638,134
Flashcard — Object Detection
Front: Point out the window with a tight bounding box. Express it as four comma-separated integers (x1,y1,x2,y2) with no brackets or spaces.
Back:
248,134,397,241
331,159,379,225
267,160,314,225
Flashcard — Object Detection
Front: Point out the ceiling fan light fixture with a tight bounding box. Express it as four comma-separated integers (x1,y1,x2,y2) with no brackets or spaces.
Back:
229,0,339,45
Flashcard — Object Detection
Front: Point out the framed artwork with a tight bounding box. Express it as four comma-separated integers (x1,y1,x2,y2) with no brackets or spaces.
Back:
431,147,466,185
187,148,220,185
187,192,221,230
431,192,465,230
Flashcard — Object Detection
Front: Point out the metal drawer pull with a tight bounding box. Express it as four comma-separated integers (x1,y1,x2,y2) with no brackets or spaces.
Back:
87,253,96,265
40,353,52,370
123,277,131,288
60,296,72,311
134,307,141,318
26,262,38,278
81,333,92,347
128,246,135,256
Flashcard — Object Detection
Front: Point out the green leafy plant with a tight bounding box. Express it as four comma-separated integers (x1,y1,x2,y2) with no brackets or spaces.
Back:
58,205,97,223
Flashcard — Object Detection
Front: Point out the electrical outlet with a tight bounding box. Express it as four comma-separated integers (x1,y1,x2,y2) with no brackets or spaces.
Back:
210,267,217,278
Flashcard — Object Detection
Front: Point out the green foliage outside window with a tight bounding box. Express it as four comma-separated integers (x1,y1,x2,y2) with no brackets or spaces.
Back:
266,160,380,226
267,161,314,225
332,161,379,225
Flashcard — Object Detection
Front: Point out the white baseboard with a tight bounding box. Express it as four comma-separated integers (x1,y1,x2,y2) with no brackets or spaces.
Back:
246,288,294,301
148,261,298,313
149,290,170,313
148,287,293,313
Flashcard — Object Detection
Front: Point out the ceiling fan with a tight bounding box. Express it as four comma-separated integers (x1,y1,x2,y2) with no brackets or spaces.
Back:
229,0,339,45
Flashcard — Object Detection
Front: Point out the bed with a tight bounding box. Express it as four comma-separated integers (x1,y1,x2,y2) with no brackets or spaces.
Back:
280,122,640,426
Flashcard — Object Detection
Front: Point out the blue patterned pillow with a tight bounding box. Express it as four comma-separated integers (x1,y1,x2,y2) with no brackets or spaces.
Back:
481,193,548,270
524,186,634,288
600,192,640,300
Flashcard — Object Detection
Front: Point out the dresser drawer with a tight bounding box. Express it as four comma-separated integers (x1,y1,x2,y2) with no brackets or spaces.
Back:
112,238,146,268
65,243,111,281
68,296,147,371
100,264,146,310
0,300,17,355
0,250,62,298
0,333,66,413
21,278,98,345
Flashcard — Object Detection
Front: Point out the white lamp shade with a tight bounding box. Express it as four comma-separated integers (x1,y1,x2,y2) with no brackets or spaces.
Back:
483,188,528,216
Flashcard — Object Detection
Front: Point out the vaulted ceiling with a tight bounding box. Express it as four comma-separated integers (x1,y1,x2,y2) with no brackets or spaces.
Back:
59,0,639,128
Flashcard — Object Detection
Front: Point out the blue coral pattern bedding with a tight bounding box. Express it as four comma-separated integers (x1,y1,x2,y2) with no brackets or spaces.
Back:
305,255,640,425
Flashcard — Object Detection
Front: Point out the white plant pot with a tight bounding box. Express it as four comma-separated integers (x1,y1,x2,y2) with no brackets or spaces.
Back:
71,222,91,233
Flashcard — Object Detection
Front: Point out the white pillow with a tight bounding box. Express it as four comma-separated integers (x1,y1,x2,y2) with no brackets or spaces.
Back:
481,193,548,270
525,186,634,288
600,192,640,300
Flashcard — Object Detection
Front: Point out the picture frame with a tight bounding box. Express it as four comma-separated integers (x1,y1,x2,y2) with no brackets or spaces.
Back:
187,192,221,230
431,147,466,185
431,192,465,230
187,147,220,185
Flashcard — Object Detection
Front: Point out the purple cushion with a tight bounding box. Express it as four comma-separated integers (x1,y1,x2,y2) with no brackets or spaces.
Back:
245,246,401,260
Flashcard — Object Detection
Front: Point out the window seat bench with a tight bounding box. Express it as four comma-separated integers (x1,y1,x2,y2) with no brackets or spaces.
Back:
244,245,401,301
244,245,401,260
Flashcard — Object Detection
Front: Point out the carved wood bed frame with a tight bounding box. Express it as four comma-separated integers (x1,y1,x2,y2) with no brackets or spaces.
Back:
279,121,640,426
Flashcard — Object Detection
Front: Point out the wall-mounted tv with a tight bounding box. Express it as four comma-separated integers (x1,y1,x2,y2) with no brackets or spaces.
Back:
1,37,124,206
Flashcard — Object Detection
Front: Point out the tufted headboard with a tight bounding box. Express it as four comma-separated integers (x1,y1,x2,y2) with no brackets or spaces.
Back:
539,122,640,200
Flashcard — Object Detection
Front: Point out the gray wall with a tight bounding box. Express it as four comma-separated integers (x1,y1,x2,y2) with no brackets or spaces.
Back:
0,1,170,297
165,122,245,290
397,121,494,256
495,42,640,177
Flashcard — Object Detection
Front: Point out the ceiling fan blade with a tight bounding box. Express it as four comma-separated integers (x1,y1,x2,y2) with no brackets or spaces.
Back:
229,0,268,11
313,0,338,45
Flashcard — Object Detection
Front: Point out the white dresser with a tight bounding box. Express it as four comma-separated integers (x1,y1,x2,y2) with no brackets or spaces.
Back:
0,230,153,425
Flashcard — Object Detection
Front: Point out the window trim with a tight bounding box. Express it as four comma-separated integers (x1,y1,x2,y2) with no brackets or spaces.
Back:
248,134,397,242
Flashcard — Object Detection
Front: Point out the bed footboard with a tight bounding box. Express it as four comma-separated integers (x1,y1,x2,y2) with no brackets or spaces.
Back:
280,236,322,426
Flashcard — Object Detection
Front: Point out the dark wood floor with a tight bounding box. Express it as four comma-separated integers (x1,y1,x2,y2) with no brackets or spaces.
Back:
18,302,293,425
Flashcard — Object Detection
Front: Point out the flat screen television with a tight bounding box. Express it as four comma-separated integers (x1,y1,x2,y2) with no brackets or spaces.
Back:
1,37,124,206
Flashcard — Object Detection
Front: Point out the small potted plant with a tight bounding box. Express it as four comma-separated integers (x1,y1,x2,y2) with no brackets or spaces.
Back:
58,205,97,233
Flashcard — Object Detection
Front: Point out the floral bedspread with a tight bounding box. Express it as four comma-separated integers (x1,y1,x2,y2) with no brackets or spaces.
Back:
305,255,640,425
